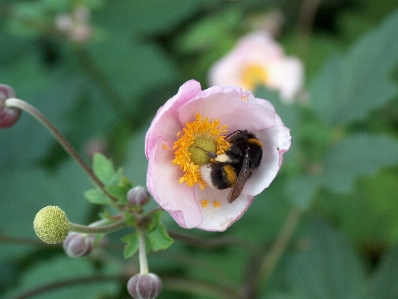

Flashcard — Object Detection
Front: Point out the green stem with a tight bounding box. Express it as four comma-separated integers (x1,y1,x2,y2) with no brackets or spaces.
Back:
10,274,128,299
162,277,239,299
4,98,119,204
137,227,149,274
69,219,126,234
257,208,302,286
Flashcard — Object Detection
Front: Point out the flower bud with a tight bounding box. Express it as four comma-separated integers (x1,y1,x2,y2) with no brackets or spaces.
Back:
33,206,69,244
84,137,108,160
63,232,94,257
127,187,150,206
127,273,162,299
0,84,21,128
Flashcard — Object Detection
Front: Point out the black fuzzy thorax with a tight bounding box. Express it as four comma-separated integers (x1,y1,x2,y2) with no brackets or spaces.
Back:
226,130,263,171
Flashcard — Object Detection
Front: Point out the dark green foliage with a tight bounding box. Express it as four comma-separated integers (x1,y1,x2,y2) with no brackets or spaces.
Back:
1,1,398,298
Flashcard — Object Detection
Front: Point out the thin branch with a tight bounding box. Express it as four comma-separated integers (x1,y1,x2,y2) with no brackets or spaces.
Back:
298,0,322,35
5,98,120,205
162,277,240,299
257,208,302,285
296,0,322,58
10,274,128,299
69,218,126,234
0,234,56,247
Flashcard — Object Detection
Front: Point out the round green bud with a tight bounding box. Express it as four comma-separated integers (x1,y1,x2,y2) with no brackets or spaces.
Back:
33,206,69,244
188,136,217,165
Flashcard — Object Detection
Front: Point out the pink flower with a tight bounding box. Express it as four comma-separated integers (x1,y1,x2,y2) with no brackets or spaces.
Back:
145,80,291,231
208,31,304,103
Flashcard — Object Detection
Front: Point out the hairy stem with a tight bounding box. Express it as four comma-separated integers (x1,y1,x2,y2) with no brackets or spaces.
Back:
5,98,119,204
258,208,302,285
69,219,126,234
138,227,149,274
10,274,128,299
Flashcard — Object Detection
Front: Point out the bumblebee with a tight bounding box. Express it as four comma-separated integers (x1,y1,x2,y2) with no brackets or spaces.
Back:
200,130,263,203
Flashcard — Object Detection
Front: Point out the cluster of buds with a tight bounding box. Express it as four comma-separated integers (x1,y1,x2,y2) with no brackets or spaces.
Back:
31,186,162,299
55,5,92,43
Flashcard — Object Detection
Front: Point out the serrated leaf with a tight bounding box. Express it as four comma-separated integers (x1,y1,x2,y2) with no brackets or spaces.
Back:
105,185,128,204
84,188,113,205
321,133,398,192
311,11,398,126
146,210,163,233
123,210,137,226
144,210,173,251
147,223,174,252
285,217,365,299
122,232,140,259
363,245,398,299
92,153,121,186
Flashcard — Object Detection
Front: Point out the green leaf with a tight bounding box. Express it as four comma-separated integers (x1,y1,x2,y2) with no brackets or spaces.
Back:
286,175,321,211
146,210,162,233
285,217,366,299
311,11,398,126
92,153,121,186
123,210,137,226
147,223,174,252
321,133,398,193
317,171,398,247
363,245,398,299
177,7,241,53
146,210,173,251
105,185,128,205
84,188,113,205
122,233,140,259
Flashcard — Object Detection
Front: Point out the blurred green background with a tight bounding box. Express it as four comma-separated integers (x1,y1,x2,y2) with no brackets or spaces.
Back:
1,0,398,298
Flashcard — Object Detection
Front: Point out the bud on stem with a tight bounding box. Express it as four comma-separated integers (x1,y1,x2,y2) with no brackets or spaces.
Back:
0,85,21,128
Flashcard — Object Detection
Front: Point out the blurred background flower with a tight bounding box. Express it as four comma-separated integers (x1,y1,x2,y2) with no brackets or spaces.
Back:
208,30,304,102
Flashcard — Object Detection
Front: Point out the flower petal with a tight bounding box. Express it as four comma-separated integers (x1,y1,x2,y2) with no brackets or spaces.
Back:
266,58,304,102
145,80,202,159
147,138,203,228
244,114,291,195
178,87,275,133
193,186,254,231
145,80,291,231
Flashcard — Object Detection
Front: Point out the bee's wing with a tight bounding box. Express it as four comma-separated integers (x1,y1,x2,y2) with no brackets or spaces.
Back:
227,147,252,203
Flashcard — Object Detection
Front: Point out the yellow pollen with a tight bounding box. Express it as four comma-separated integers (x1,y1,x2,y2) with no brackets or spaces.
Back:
171,113,230,189
240,95,249,102
213,200,222,208
200,199,209,208
241,64,268,91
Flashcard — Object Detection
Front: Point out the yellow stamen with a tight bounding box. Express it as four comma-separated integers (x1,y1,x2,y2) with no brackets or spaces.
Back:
200,199,209,208
213,200,222,208
171,113,230,189
241,64,268,91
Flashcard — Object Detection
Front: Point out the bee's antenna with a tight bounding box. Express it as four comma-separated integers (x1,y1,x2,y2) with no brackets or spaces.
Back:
226,130,242,138
195,146,217,159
